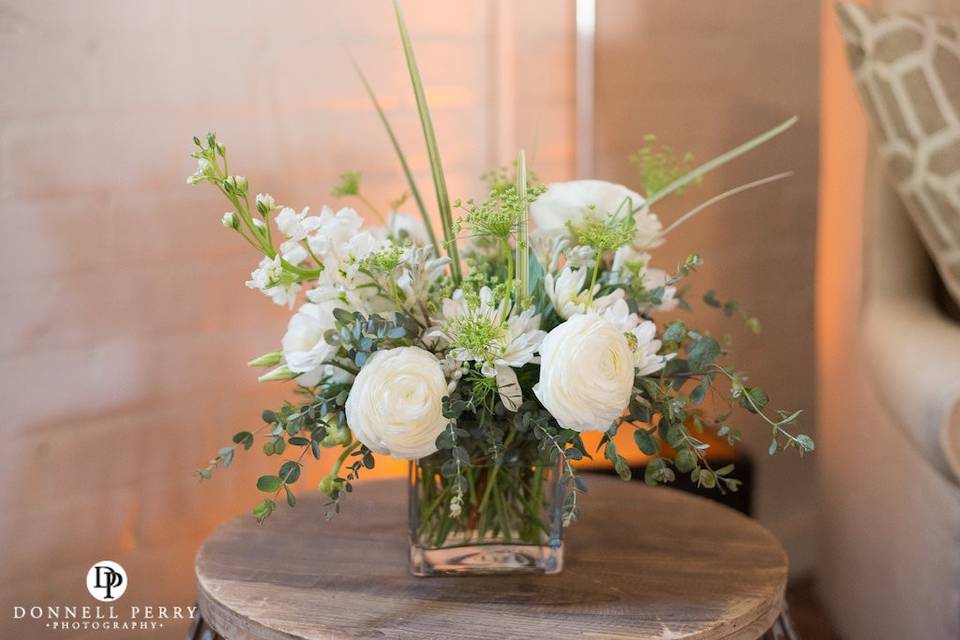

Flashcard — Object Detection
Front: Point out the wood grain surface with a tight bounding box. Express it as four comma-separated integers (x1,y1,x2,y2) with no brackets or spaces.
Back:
195,474,787,640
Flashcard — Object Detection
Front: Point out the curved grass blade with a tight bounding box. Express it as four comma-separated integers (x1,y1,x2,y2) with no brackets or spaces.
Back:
660,171,793,237
643,116,798,210
393,0,461,281
351,59,440,255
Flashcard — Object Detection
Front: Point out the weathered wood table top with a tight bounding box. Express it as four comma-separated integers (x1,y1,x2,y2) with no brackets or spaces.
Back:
195,474,787,640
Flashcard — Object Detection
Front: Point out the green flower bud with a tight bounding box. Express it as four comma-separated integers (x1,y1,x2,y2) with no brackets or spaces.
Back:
258,365,298,382
255,193,276,216
247,351,283,367
234,175,248,195
318,474,343,497
221,212,239,230
320,424,351,448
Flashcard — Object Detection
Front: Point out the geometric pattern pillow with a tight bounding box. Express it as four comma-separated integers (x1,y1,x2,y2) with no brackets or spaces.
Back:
837,2,960,305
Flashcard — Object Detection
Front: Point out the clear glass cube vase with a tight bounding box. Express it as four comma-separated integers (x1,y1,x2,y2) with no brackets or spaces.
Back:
408,457,564,576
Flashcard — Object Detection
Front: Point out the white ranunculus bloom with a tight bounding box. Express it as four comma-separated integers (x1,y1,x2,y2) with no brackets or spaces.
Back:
281,301,340,383
534,313,635,432
345,346,449,459
386,211,430,246
529,179,663,250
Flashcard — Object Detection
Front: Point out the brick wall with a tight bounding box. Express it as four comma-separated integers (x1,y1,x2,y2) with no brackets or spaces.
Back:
0,2,574,637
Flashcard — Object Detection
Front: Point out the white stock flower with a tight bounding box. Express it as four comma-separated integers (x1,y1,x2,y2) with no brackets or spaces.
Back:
246,256,299,308
395,246,450,313
276,206,321,241
345,346,449,459
281,301,342,385
534,313,635,432
529,179,663,249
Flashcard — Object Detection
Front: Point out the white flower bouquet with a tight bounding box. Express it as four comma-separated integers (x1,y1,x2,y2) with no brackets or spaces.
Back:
192,3,813,576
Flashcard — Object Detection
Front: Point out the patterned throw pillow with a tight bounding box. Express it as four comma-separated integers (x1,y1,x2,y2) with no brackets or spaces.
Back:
837,2,960,304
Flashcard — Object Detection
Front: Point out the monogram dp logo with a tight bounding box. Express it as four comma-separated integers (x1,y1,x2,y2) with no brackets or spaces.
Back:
86,560,127,602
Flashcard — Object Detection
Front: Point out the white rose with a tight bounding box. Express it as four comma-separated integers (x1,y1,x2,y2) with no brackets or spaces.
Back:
345,346,448,459
281,301,340,382
534,313,635,432
529,179,663,249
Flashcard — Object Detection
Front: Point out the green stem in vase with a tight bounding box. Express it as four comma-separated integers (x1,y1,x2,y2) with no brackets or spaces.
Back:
477,428,517,514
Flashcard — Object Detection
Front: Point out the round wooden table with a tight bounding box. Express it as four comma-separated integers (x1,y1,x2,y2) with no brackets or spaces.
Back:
191,475,793,640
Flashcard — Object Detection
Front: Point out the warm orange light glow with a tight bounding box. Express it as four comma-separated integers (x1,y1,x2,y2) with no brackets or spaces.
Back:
816,0,868,423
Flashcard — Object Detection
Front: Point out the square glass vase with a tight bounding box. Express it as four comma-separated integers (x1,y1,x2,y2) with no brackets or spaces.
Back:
408,458,564,576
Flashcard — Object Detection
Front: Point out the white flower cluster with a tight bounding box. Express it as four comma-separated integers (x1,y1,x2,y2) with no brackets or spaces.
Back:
244,181,679,459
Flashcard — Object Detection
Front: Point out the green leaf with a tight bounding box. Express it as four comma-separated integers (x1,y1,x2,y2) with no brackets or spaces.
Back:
795,434,815,452
284,485,297,508
256,475,281,492
253,498,276,523
687,334,720,372
698,469,717,489
675,448,697,473
703,289,722,308
662,321,687,343
740,386,770,414
393,0,461,281
768,438,778,455
633,428,658,455
690,377,710,405
279,461,301,484
232,431,254,450
261,410,278,424
218,447,234,468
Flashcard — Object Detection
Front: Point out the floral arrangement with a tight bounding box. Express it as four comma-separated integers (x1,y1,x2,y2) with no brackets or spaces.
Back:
191,2,813,574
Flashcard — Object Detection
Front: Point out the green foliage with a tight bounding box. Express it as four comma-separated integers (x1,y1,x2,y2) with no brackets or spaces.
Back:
630,135,698,197
331,171,362,198
455,183,546,240
567,209,635,253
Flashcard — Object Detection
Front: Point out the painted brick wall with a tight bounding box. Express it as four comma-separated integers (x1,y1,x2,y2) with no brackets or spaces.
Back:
0,2,574,638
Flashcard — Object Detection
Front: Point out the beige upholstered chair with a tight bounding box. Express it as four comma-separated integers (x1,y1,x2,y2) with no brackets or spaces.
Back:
818,1,960,638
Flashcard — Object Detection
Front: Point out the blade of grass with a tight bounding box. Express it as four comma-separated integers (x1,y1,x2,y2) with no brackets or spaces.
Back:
660,171,793,237
351,58,440,255
643,116,798,210
393,0,461,282
515,149,529,305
